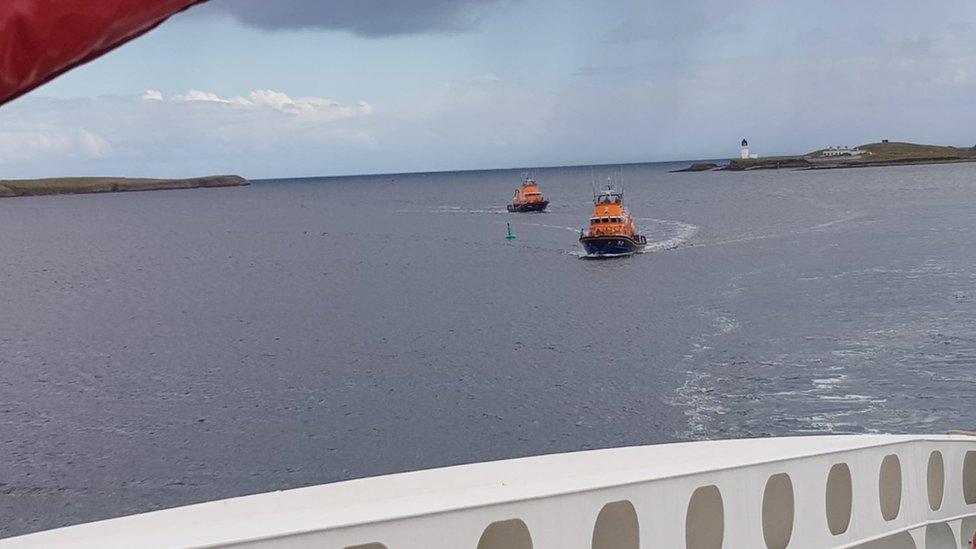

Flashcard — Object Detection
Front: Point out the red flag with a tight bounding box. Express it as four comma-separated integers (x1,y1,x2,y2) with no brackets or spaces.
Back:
0,0,208,106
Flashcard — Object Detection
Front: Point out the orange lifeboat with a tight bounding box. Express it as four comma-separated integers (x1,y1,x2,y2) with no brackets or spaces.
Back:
579,181,647,257
507,176,549,213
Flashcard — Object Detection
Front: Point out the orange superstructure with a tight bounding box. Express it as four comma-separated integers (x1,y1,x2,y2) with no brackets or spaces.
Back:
585,192,638,237
579,182,646,257
507,177,549,212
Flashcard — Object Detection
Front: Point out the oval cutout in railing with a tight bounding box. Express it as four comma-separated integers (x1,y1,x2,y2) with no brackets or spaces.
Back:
762,473,794,549
964,451,976,504
478,518,533,549
961,516,976,547
826,462,853,535
686,485,723,549
879,454,902,521
592,500,639,549
925,522,955,549
927,450,944,511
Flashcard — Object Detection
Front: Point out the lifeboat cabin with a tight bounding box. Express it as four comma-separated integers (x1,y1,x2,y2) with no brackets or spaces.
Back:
579,183,647,257
507,177,549,212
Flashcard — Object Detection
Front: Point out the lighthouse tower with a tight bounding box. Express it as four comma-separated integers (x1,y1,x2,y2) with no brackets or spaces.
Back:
740,139,750,159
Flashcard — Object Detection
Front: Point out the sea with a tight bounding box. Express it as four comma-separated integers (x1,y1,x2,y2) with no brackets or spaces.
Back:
3,160,976,536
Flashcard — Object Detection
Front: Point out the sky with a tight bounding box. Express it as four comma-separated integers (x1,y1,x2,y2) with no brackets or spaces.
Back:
2,0,976,179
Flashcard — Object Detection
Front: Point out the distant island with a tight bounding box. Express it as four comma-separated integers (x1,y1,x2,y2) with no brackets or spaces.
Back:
674,141,976,172
0,175,248,198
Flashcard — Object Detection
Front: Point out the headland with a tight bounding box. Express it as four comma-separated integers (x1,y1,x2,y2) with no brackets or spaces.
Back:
0,175,248,198
674,141,976,172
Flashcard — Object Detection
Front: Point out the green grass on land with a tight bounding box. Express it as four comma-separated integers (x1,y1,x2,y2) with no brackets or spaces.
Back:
851,141,976,162
0,175,247,197
804,141,976,163
728,141,976,171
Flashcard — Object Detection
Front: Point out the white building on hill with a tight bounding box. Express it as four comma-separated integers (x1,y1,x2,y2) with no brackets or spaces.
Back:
821,146,865,157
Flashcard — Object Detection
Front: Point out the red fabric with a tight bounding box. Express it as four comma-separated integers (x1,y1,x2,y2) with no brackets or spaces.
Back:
0,0,208,106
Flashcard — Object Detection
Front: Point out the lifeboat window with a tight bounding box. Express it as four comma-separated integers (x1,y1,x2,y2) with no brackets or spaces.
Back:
602,217,610,223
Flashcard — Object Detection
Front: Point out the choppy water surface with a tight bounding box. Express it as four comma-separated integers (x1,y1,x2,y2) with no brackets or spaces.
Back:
3,161,976,536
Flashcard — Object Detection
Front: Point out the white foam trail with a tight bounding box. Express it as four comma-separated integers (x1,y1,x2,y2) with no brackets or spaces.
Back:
639,218,699,252
807,214,865,231
691,214,865,249
395,208,506,214
524,222,580,233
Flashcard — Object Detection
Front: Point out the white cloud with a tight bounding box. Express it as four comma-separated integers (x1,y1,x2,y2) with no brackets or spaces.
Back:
0,128,113,163
247,90,297,110
0,89,381,178
171,89,234,104
80,130,114,158
159,89,375,122
243,89,374,120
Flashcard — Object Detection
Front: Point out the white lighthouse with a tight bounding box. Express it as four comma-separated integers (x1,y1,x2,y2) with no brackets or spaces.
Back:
740,139,750,159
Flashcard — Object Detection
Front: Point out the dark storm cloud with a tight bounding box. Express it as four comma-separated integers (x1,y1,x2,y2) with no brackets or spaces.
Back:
198,0,513,36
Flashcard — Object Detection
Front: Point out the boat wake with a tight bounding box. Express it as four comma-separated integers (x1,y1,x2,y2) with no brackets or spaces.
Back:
398,205,510,215
639,218,698,252
524,222,579,233
578,251,633,259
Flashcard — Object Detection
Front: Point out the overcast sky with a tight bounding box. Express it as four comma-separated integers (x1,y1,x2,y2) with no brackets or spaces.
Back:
2,0,976,179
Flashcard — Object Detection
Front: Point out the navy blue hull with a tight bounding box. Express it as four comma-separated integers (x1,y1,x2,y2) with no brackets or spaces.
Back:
579,235,646,257
507,201,549,213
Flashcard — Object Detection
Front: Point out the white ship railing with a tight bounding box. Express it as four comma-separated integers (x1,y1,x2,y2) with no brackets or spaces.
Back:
6,434,976,548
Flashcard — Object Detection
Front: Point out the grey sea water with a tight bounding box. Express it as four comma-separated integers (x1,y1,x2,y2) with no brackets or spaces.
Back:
3,161,976,536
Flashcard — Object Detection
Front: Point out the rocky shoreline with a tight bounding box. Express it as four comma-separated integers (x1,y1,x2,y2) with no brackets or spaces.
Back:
0,175,248,198
670,162,721,172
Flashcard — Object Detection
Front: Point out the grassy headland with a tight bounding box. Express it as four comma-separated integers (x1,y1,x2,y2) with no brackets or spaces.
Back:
830,141,976,165
680,142,976,172
0,175,248,198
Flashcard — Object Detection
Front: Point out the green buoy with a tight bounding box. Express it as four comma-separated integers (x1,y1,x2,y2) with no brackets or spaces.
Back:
506,222,516,240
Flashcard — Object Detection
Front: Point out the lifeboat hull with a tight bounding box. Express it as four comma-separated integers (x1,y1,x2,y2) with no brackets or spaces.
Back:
507,200,549,213
579,234,646,257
